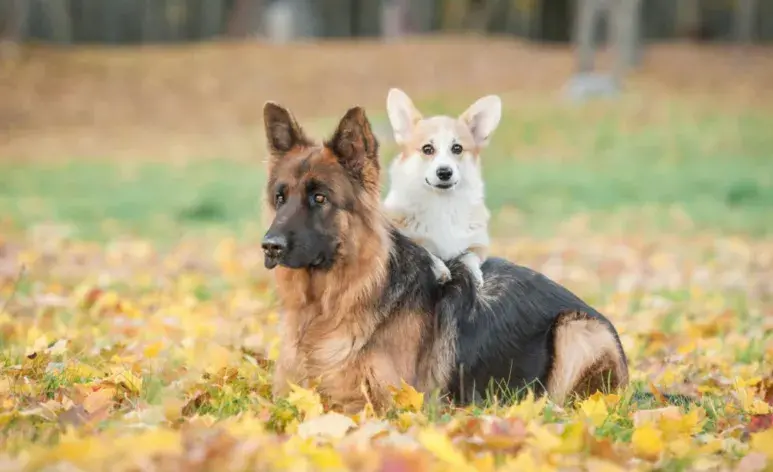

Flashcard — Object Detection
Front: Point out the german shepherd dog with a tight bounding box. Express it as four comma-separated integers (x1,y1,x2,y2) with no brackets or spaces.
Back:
260,102,629,413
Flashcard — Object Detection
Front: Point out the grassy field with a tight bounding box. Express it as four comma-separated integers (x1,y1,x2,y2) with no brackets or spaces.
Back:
2,92,772,241
1,40,772,471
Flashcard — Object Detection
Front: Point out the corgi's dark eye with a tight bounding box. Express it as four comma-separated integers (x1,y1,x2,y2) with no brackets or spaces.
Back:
421,144,435,155
451,143,463,155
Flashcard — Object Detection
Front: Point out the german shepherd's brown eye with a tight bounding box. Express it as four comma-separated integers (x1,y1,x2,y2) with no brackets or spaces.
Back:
451,143,463,155
275,192,285,207
421,144,435,155
313,194,327,205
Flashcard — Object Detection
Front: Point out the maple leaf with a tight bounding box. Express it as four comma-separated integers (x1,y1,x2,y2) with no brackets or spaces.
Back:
388,379,424,412
297,412,356,440
750,429,773,460
82,387,116,414
505,449,556,472
143,341,164,359
745,414,773,435
505,389,548,422
287,383,324,419
631,423,664,461
526,423,562,452
106,369,143,395
418,428,473,470
113,429,183,458
578,394,609,428
585,458,626,472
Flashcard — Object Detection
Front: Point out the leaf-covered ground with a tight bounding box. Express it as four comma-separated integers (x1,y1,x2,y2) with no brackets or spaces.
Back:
1,229,772,471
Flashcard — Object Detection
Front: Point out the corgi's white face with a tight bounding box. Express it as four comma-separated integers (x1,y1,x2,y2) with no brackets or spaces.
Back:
386,88,502,194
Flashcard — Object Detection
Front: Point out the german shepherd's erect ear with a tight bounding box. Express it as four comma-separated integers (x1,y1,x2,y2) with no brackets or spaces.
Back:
263,102,314,159
325,107,380,190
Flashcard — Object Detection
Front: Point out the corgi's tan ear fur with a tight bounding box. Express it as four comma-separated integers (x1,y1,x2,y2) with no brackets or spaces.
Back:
386,88,423,146
459,95,502,148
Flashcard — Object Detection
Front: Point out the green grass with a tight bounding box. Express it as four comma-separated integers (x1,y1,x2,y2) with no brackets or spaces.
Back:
2,95,772,241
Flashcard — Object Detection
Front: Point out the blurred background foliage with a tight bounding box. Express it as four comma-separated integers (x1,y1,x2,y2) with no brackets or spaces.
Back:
0,0,771,243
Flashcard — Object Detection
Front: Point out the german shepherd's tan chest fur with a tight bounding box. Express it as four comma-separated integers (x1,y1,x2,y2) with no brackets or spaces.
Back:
271,254,433,414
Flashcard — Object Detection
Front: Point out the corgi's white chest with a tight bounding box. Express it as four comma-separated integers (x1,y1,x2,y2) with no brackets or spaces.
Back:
385,189,488,261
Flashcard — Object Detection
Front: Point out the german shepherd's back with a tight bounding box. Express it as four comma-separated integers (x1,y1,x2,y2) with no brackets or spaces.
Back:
260,102,628,413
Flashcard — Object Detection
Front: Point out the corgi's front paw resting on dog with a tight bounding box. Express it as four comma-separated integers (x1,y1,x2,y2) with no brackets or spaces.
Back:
469,265,484,287
461,252,484,287
430,254,452,284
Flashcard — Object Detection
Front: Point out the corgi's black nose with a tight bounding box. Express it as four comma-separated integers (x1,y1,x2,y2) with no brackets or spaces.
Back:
436,167,453,181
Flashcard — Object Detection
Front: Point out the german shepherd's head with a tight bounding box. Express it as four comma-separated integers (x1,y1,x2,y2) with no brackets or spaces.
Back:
260,102,382,271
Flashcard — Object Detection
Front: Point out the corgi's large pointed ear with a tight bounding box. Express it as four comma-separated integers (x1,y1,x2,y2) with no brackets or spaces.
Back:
386,88,422,145
459,95,502,148
263,101,313,158
326,106,380,186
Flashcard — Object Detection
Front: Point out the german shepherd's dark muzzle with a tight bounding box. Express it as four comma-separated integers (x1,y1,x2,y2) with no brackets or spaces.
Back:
261,195,339,270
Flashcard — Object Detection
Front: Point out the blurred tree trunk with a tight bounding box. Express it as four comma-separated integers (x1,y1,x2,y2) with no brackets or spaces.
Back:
200,0,225,39
575,0,642,75
354,0,382,37
505,0,535,39
314,0,353,37
1,0,29,42
0,0,29,59
165,0,188,42
265,0,316,41
409,0,436,33
574,0,604,73
437,0,469,32
41,0,73,43
675,0,700,39
465,0,498,32
611,0,643,72
142,0,167,42
382,0,411,38
227,0,264,38
735,0,757,45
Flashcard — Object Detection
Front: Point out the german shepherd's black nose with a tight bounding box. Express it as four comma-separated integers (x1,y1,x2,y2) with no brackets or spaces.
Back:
261,234,288,264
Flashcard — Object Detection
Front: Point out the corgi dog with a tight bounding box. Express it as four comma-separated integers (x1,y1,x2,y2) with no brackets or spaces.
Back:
383,88,502,287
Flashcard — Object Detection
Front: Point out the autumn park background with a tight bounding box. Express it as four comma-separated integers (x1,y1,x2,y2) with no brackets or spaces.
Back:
0,0,772,470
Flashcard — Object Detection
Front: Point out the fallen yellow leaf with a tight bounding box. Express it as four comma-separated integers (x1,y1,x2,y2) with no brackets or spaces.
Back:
631,423,664,461
505,390,547,422
297,412,356,440
632,406,681,428
306,446,346,470
578,395,608,427
389,379,424,412
107,369,143,394
82,387,116,414
527,423,562,452
418,428,472,470
143,341,164,359
750,429,773,460
114,429,183,457
585,458,626,472
287,383,324,419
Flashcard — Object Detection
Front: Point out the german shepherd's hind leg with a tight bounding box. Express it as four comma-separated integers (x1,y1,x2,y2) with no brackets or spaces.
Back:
547,311,629,405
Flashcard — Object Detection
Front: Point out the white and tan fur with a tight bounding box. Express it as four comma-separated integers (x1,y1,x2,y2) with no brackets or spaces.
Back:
383,88,502,287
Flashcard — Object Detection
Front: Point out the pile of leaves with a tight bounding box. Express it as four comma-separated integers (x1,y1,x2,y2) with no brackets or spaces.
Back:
0,229,772,471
